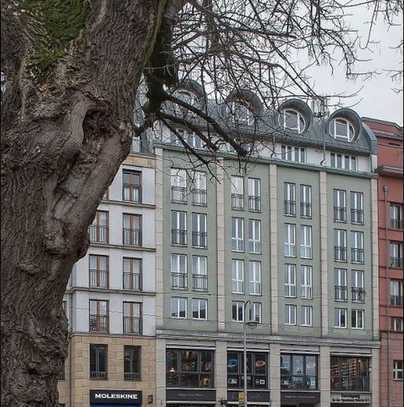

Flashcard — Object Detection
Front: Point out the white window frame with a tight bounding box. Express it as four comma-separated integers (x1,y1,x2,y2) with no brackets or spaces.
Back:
170,297,187,319
301,305,313,327
334,189,347,222
351,309,364,329
285,304,297,325
249,302,262,324
393,360,403,380
232,217,245,252
248,219,262,253
170,168,187,202
284,182,296,216
351,231,364,264
232,259,245,294
171,254,187,289
335,229,347,261
284,264,297,297
391,317,404,332
172,210,187,245
300,185,312,218
284,224,296,257
192,171,207,205
231,176,244,209
232,301,245,322
191,298,208,320
282,108,305,134
247,177,261,211
333,118,355,141
192,212,207,248
300,265,313,299
334,308,347,328
335,268,348,301
248,261,262,295
300,225,313,258
351,191,364,224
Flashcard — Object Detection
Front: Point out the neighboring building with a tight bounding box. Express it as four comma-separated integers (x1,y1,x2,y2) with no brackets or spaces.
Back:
58,140,157,407
364,118,403,407
154,83,381,407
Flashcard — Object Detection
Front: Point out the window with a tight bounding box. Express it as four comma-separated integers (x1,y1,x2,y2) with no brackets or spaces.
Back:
248,261,262,295
300,225,312,258
192,298,208,320
249,302,262,323
393,361,403,380
171,169,187,203
192,255,208,291
330,356,369,391
171,254,188,289
232,260,244,294
351,192,364,224
332,118,355,141
232,301,245,322
390,280,403,305
123,258,142,290
248,178,261,211
230,101,254,126
281,145,306,163
231,176,244,209
89,300,109,333
334,308,347,328
192,171,207,206
390,241,403,268
89,255,109,288
187,132,203,149
281,109,305,133
166,349,214,388
89,210,109,243
123,302,142,335
301,305,313,326
123,214,142,246
232,217,244,251
335,268,348,301
284,224,296,257
352,270,365,303
330,153,357,171
300,185,312,218
351,309,364,329
248,219,261,253
281,354,318,390
284,183,296,216
172,210,187,245
227,352,268,389
301,265,313,299
391,317,404,332
284,264,297,297
170,297,187,319
124,346,141,381
335,229,347,262
351,231,364,264
285,304,297,325
192,213,207,248
90,344,108,379
333,189,347,222
122,170,141,202
390,204,403,229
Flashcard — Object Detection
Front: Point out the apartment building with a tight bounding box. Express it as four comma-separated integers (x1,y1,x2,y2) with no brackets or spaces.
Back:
364,118,403,407
154,82,380,407
58,140,157,407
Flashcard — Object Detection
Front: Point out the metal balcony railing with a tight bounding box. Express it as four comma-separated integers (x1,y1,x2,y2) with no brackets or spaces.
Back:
351,248,364,264
123,272,141,290
171,272,188,289
248,196,261,211
390,257,403,268
335,246,347,262
89,315,109,333
192,274,208,291
352,287,365,303
390,219,404,229
89,225,109,244
171,186,187,203
89,269,109,288
90,370,107,379
231,193,244,210
334,207,347,222
335,285,348,301
284,200,296,216
300,202,312,218
171,229,187,245
123,228,142,246
192,189,207,206
351,209,364,224
122,185,141,203
390,295,403,306
192,231,208,248
123,316,142,335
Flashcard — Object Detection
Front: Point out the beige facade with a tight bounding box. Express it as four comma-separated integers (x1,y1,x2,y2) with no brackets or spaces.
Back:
58,335,155,407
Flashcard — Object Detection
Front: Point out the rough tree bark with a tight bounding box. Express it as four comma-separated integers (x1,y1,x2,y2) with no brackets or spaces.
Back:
1,1,172,405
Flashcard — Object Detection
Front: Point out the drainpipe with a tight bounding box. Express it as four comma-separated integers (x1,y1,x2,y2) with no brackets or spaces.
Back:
69,291,74,407
383,185,390,407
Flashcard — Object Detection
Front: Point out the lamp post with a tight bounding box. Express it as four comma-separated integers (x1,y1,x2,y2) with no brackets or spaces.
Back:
243,300,258,407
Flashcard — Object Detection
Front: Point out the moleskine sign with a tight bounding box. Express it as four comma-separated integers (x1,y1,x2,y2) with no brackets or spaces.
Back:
90,390,142,405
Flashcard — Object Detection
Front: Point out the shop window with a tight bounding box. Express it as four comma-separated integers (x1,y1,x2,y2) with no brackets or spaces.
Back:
330,356,370,391
281,354,318,390
166,349,214,388
227,352,268,389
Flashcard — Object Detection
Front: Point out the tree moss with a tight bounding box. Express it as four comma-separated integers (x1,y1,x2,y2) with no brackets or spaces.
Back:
21,0,89,78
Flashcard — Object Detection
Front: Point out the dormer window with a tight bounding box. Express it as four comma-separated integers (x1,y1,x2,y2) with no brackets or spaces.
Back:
281,109,305,134
173,89,199,118
229,101,254,126
332,118,355,141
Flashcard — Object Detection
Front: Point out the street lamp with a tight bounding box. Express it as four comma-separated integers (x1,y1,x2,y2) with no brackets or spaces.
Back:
243,300,258,407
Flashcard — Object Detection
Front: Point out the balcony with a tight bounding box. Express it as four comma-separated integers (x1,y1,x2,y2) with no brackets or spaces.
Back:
123,316,142,335
123,228,142,246
390,295,403,306
334,207,347,222
171,186,187,203
248,196,261,212
89,269,109,289
192,231,208,248
300,202,312,218
351,248,364,264
122,185,142,203
351,209,364,224
89,315,109,333
171,229,187,245
352,287,365,303
335,286,348,302
192,189,207,206
284,200,296,216
123,272,141,290
171,272,188,289
89,225,109,244
192,274,208,291
390,257,403,268
232,193,244,210
334,246,347,262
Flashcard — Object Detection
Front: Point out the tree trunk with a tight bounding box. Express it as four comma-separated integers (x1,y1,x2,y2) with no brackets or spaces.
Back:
1,1,168,404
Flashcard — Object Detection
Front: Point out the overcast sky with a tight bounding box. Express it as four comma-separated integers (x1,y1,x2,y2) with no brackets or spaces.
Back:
306,7,403,125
